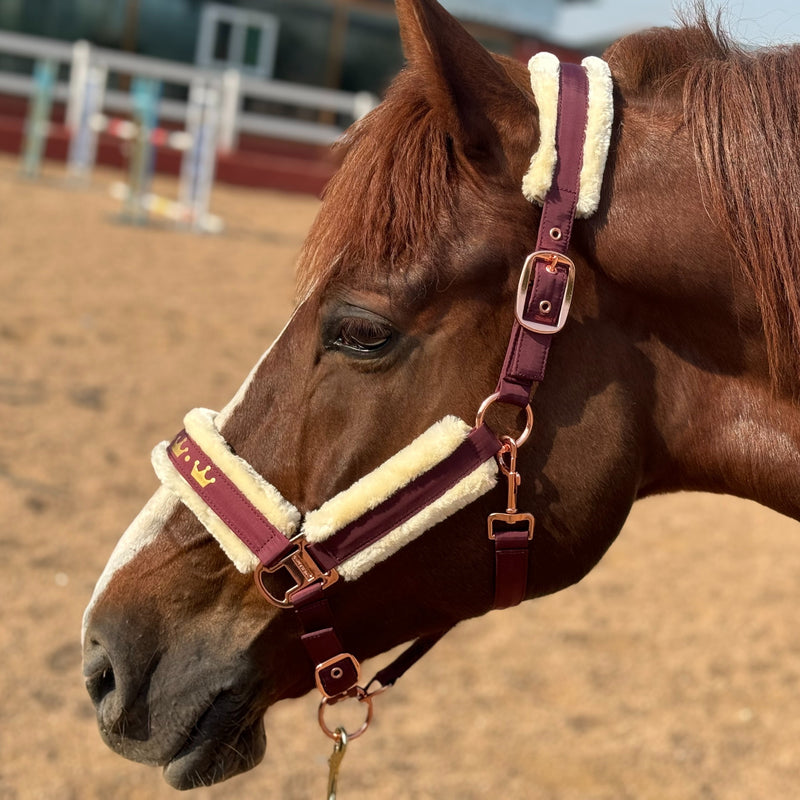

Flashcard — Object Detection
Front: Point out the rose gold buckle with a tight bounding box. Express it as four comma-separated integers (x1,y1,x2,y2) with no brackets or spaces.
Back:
487,511,535,540
315,653,362,699
515,251,575,334
255,536,339,609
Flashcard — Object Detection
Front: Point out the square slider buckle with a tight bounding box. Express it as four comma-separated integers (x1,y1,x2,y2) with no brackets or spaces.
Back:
255,535,339,609
487,512,535,541
315,653,362,699
516,251,575,334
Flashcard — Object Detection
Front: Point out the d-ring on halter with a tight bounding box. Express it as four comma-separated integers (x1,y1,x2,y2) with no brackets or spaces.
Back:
475,392,534,447
151,52,613,792
318,687,374,742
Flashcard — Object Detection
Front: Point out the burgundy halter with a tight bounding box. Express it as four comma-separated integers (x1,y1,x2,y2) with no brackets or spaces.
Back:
162,60,590,739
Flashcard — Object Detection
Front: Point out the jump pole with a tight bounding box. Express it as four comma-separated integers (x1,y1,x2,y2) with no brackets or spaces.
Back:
178,81,222,233
20,59,57,179
217,68,241,154
66,60,108,184
122,76,161,225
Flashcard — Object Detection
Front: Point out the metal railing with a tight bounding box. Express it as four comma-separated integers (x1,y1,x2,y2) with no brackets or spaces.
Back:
0,29,377,149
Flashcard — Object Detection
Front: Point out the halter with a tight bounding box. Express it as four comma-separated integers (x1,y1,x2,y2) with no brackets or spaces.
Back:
153,54,613,748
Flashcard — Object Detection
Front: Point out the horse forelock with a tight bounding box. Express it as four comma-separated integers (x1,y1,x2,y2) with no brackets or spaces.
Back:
296,68,465,297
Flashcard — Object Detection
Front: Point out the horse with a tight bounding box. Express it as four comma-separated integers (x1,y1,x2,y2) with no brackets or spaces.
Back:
81,0,800,790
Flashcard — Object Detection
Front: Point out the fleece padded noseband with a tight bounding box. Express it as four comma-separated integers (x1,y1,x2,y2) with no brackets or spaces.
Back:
152,408,299,572
153,408,498,581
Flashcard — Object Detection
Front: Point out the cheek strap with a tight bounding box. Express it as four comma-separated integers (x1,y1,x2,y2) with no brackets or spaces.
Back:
152,407,499,582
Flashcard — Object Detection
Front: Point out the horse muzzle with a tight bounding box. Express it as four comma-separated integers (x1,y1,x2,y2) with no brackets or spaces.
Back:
84,625,269,788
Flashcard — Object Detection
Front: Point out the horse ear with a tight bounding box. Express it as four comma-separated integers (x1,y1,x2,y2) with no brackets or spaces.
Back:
395,0,532,167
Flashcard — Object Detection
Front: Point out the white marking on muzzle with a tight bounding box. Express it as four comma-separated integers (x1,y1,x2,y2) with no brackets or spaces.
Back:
82,307,301,641
81,485,178,645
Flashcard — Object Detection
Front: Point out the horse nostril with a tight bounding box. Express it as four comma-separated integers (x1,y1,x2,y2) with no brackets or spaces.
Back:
82,628,159,742
84,640,116,708
87,666,116,708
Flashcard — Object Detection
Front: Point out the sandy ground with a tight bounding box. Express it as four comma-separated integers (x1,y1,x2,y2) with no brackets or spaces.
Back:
1,154,799,800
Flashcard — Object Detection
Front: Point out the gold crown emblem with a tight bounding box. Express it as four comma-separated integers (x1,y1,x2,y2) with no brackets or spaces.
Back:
170,434,190,461
191,460,216,488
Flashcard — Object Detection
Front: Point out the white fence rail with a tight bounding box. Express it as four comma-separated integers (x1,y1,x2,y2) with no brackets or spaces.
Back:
0,29,377,149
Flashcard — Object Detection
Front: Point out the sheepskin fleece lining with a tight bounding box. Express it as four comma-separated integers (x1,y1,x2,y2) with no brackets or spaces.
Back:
152,444,264,573
303,416,499,580
304,416,475,540
332,456,497,581
522,53,614,218
151,407,301,573
152,410,499,582
184,408,300,535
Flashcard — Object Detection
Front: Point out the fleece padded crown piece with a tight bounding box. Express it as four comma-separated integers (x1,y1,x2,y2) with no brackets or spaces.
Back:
522,53,614,218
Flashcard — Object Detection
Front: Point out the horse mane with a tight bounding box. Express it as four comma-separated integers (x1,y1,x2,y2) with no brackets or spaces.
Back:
687,40,800,398
608,16,800,398
300,13,800,397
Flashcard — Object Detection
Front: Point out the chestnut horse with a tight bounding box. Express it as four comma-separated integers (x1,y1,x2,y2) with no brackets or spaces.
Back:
82,0,800,790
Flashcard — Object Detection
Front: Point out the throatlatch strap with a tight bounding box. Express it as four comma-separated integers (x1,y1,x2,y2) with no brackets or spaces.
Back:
495,62,589,407
368,630,450,689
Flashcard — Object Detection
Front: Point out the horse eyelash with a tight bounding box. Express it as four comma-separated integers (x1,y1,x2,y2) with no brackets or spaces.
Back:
335,317,393,351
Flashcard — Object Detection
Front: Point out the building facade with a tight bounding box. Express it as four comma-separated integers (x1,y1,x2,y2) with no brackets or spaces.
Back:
0,0,587,96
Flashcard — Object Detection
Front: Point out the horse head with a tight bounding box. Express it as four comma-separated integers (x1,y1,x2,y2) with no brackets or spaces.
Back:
82,0,800,789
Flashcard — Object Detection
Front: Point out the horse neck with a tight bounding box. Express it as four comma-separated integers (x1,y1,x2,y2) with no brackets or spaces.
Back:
636,311,800,521
573,92,800,522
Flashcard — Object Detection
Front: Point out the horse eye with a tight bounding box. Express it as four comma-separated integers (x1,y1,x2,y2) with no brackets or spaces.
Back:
334,318,392,354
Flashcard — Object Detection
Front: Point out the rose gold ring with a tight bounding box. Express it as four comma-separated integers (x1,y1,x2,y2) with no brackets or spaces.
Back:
318,689,374,742
475,393,534,448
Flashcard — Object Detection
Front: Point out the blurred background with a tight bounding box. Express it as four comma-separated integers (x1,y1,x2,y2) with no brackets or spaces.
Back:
1,0,799,197
1,1,799,799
